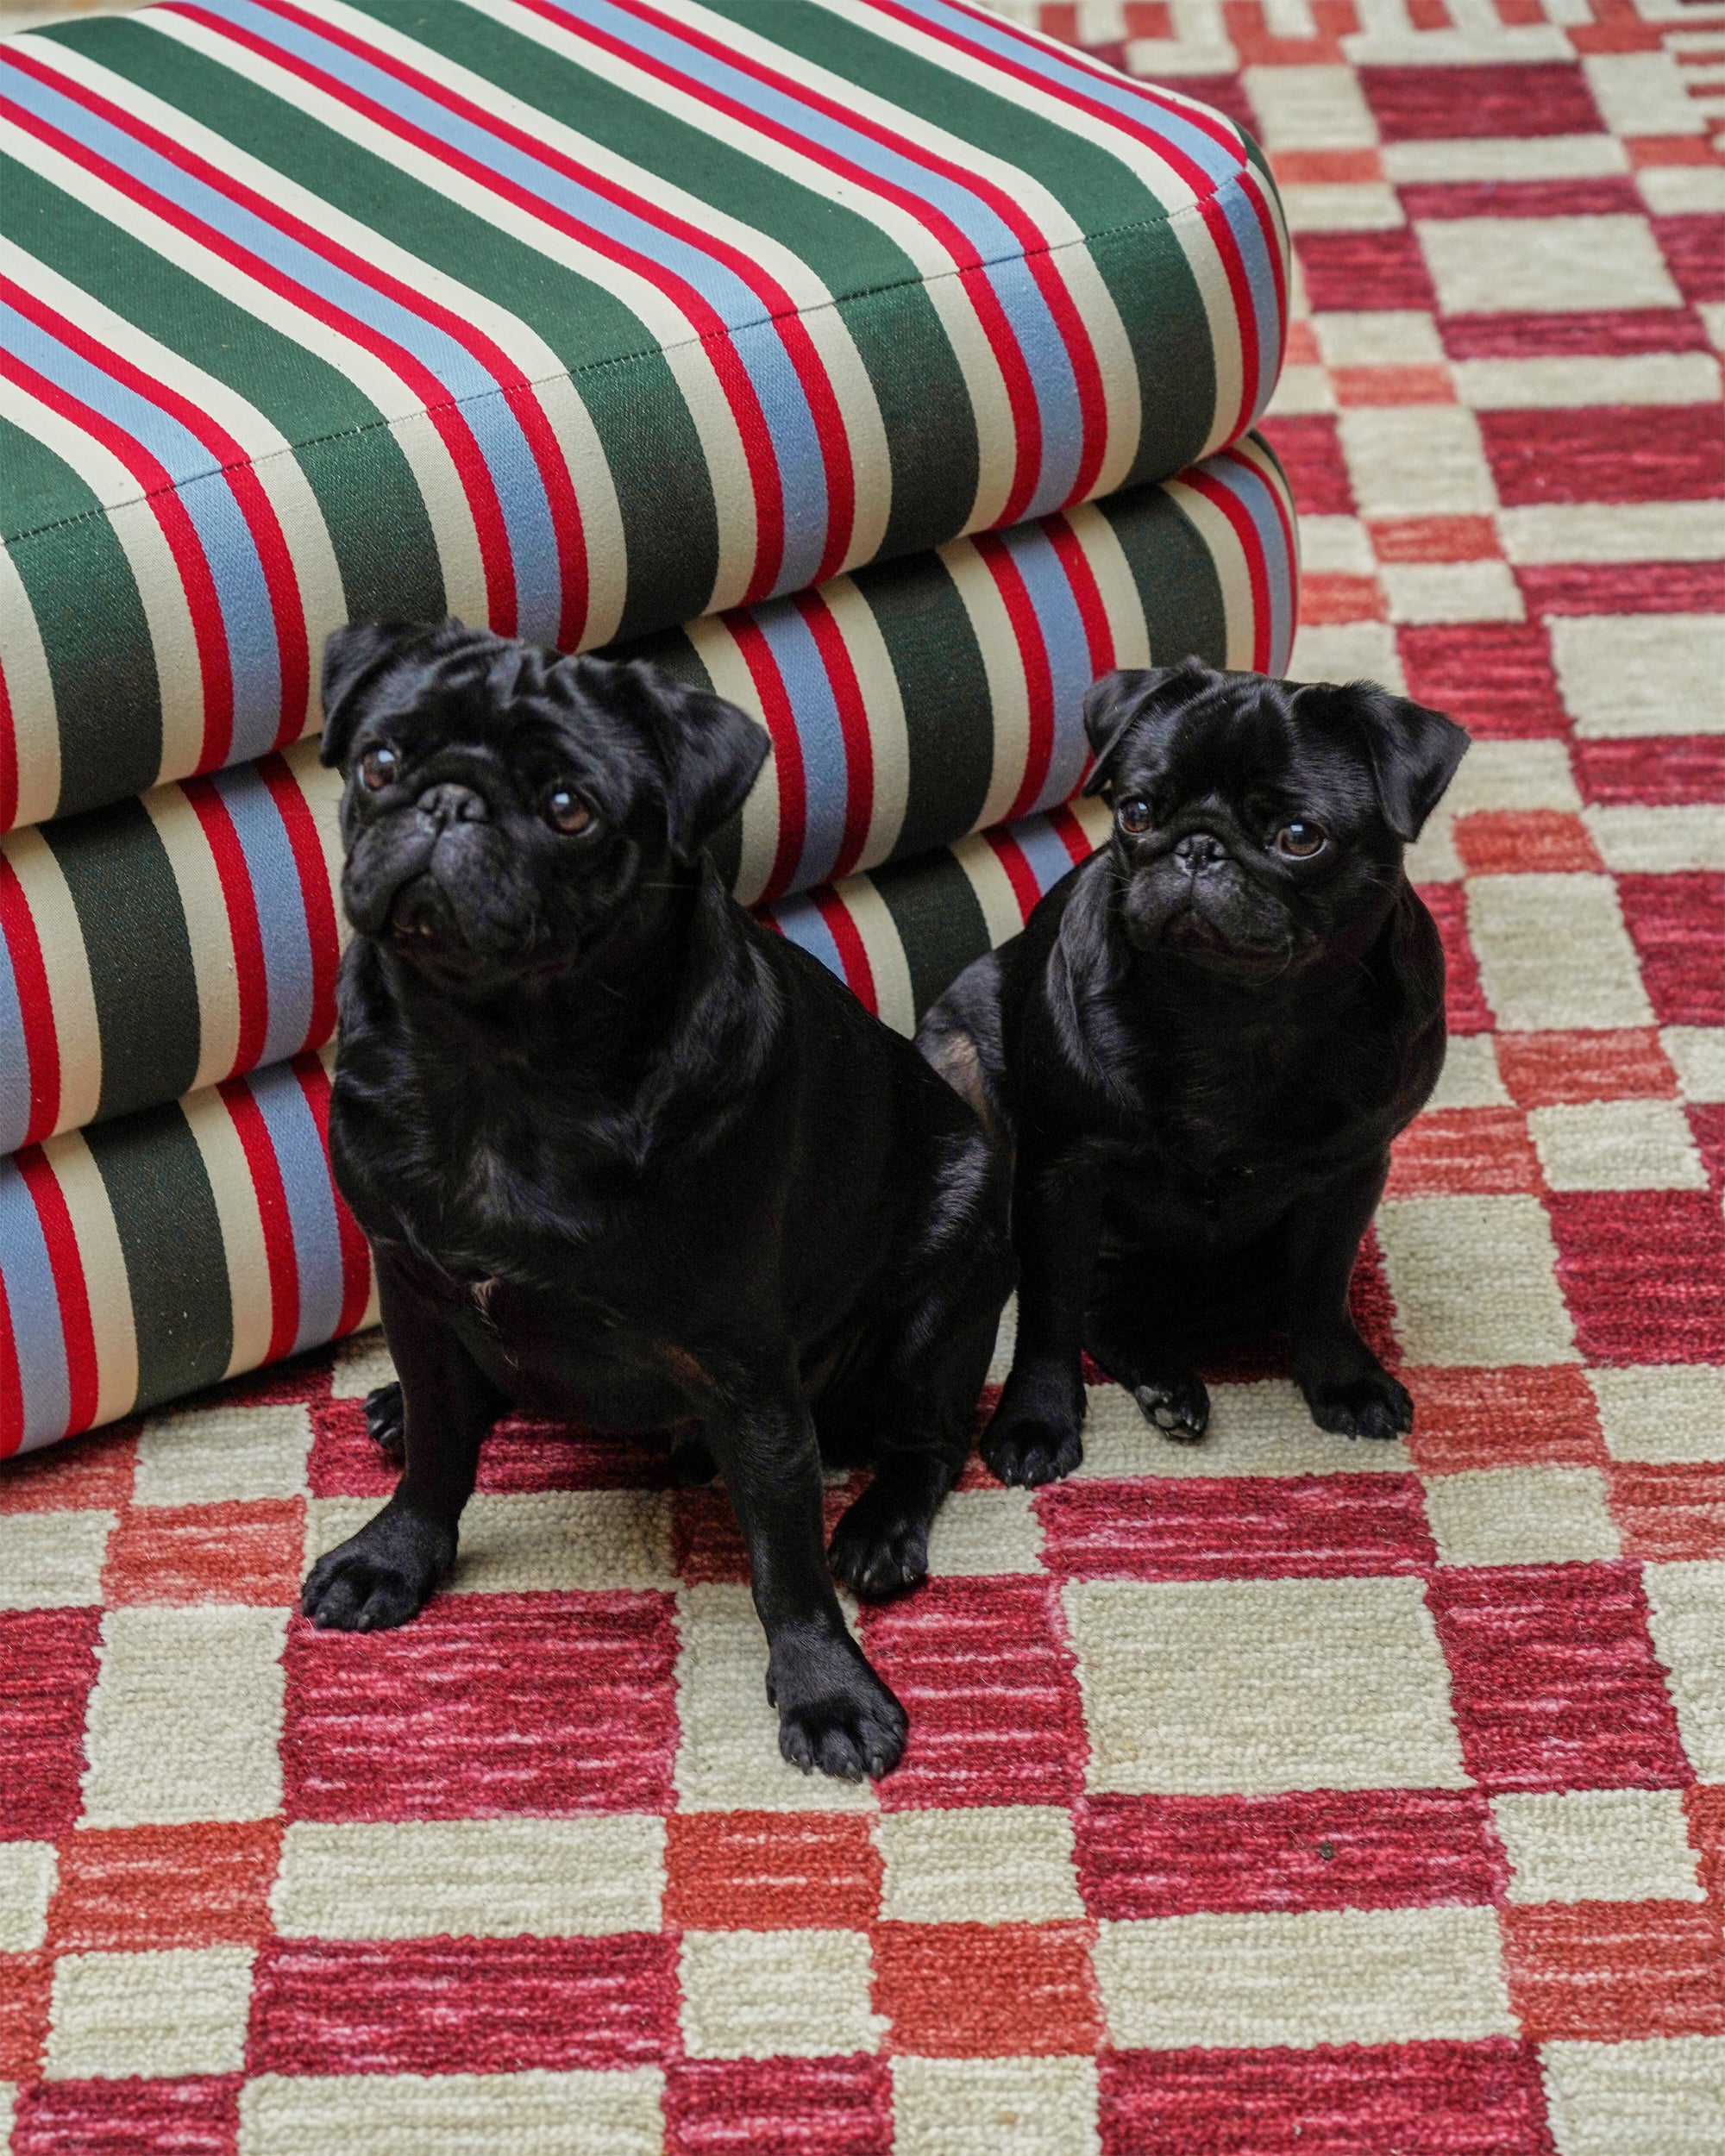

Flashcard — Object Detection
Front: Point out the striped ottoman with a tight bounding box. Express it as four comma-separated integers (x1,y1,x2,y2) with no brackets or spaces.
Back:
0,0,1295,1454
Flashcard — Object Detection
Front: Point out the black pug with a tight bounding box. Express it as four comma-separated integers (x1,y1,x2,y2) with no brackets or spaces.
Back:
303,620,1010,1781
919,660,1468,1486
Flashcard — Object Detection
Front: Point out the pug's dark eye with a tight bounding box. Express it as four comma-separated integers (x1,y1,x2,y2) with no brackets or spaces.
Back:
543,787,593,836
1274,821,1327,859
359,746,398,792
1118,797,1153,837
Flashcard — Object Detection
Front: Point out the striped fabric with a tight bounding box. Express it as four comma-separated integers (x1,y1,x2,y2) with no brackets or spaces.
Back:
0,445,1293,1150
0,794,1108,1456
0,0,1288,833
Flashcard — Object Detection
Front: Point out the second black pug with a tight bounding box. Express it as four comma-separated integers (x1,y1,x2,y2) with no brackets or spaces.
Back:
303,620,1010,1780
919,660,1468,1485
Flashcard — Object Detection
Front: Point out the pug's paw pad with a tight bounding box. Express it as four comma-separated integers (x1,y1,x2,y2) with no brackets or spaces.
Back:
768,1631,909,1782
1134,1370,1210,1443
982,1410,1083,1488
364,1381,405,1457
1302,1367,1414,1442
300,1506,452,1632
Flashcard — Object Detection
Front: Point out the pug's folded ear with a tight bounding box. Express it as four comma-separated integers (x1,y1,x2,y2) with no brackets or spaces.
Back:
319,620,457,768
1080,662,1208,795
618,660,772,862
1343,683,1471,842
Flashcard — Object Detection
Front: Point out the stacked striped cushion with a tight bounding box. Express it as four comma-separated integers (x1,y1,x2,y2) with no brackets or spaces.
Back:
0,0,1295,1453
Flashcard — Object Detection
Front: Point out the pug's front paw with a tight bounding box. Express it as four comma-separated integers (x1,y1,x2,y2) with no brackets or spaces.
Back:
301,1502,453,1631
982,1359,1085,1486
768,1626,908,1781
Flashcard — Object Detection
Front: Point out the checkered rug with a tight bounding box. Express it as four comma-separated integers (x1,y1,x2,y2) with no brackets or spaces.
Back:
3,2,1723,2150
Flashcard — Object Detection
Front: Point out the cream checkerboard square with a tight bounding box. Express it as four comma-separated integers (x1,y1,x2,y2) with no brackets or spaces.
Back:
327,1330,397,1400
679,1931,885,2059
1641,1563,1725,1782
1278,182,1403,232
1446,740,1584,820
1295,514,1373,575
1466,876,1654,1033
1663,1028,1725,1105
1072,1380,1413,1480
1452,354,1720,411
270,1817,666,1939
1550,616,1725,739
1239,61,1376,147
891,2056,1100,2156
1416,216,1682,316
237,2069,666,2156
1540,2037,1725,2156
1065,1576,1467,1795
1581,47,1709,137
1497,503,1725,567
924,1488,1044,1576
0,1842,57,1954
1380,137,1628,185
1529,1100,1708,1194
1095,1907,1515,2051
1338,407,1497,517
44,1947,254,2079
134,1403,313,1506
1492,1790,1704,1907
79,1606,288,1827
1311,309,1444,365
1376,1197,1578,1366
1425,1036,1513,1113
1381,561,1524,626
1287,621,1404,691
1588,1366,1725,1464
0,1509,111,1608
305,1490,675,1592
1586,806,1725,875
876,1806,1082,1926
1425,1468,1622,1569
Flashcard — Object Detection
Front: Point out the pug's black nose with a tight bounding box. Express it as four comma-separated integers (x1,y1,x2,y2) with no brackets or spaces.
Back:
417,782,488,828
1173,831,1227,871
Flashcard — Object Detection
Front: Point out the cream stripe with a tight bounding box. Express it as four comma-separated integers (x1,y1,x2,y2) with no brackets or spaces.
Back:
939,537,1031,835
1,59,490,633
818,576,907,874
0,230,347,744
950,826,1029,950
1067,793,1112,854
41,1129,138,1426
0,371,204,787
285,741,352,975
139,782,242,1095
1162,476,1254,668
686,616,781,908
1170,210,1245,461
1062,501,1152,670
836,872,917,1037
1,826,101,1137
469,0,1019,535
0,536,59,828
180,1082,269,1382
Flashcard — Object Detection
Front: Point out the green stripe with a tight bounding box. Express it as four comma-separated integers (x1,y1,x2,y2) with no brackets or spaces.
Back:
1101,483,1228,669
1095,222,1217,496
84,1100,232,1411
870,844,991,1022
47,797,202,1125
0,412,161,815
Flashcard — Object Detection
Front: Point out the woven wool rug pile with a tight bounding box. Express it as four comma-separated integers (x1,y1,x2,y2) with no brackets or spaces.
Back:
2,1,1723,2149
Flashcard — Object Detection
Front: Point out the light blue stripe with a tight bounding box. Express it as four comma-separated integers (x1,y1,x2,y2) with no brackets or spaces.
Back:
995,521,1094,812
751,600,850,892
1208,448,1295,675
244,1062,344,1355
1004,811,1082,901
1213,179,1281,424
765,893,847,990
0,922,32,1158
210,761,314,1068
0,1156,72,1449
3,60,561,641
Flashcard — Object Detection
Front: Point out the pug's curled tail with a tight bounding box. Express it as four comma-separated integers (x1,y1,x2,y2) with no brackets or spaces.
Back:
916,950,1013,1157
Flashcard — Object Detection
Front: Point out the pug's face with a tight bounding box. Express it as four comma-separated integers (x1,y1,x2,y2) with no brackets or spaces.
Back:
318,622,768,994
1082,662,1468,978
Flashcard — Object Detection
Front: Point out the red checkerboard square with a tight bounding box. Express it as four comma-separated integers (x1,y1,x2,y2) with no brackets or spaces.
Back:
1099,2040,1558,2156
1547,1190,1725,1364
1653,215,1725,306
664,2059,893,2156
1402,1365,1605,1475
1607,1461,1725,1563
1075,1790,1506,1921
1360,61,1603,140
0,1951,51,2080
47,1824,281,1952
1441,310,1711,360
1574,738,1725,807
1426,1563,1690,1792
664,1814,881,1931
1415,885,1494,1034
280,1591,680,1820
1617,874,1725,1028
0,1426,134,1514
1398,626,1567,740
7,2076,242,2156
1520,563,1725,618
872,1921,1101,2058
100,1500,303,1607
1293,231,1437,314
0,1609,102,1840
1256,415,1354,515
1453,814,1602,878
1500,1902,1725,2043
307,1401,671,1499
1479,409,1725,509
1371,516,1498,562
1034,1474,1434,1581
1496,1031,1676,1109
1400,179,1642,222
1386,1109,1545,1197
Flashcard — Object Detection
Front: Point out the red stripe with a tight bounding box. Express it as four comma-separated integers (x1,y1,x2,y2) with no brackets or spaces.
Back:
257,755,340,1056
982,824,1044,923
0,1265,22,1457
1043,513,1115,680
293,1055,372,1338
184,777,270,1079
1,48,521,637
727,615,806,904
974,532,1057,824
0,650,18,832
0,850,60,1146
0,273,309,754
1225,441,1299,652
1182,464,1273,674
16,1150,98,1436
1197,193,1260,449
0,346,235,769
794,590,875,885
537,0,1046,532
1047,800,1098,868
219,1074,300,1365
811,888,877,1016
